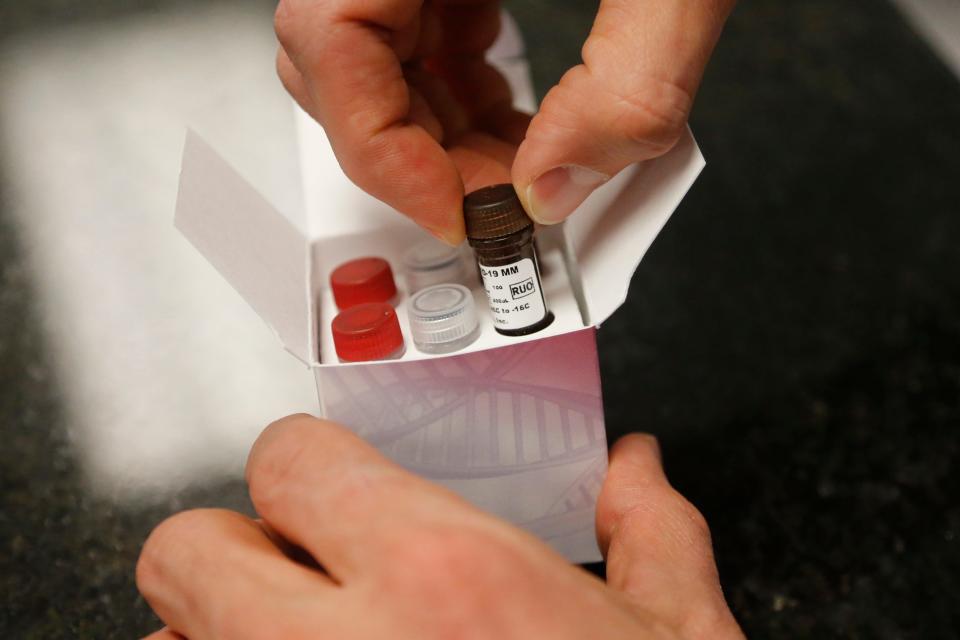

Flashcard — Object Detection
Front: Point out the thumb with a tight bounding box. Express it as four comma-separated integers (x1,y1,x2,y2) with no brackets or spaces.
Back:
512,0,734,224
596,434,744,638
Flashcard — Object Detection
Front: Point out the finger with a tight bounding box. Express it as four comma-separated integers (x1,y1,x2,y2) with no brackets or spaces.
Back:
596,434,743,638
275,0,465,245
404,66,470,142
142,629,184,640
137,509,338,640
282,47,443,154
430,1,531,144
390,7,423,62
512,0,735,224
408,86,445,143
596,434,668,555
411,4,442,59
476,102,531,147
245,414,490,583
432,56,530,144
276,47,317,122
447,132,515,192
434,0,501,56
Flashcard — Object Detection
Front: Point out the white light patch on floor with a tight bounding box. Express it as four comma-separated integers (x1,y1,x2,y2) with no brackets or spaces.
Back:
891,0,960,81
0,3,318,501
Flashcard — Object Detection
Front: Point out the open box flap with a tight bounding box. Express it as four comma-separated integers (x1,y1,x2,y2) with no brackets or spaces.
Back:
175,131,314,364
563,129,705,326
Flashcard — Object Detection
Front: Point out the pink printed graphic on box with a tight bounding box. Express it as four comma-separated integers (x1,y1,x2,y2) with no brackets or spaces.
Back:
317,329,605,561
173,16,704,562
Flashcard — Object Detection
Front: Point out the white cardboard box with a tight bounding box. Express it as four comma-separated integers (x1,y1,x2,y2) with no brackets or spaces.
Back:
174,21,704,563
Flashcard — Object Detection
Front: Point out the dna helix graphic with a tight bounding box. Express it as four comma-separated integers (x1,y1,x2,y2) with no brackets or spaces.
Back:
317,332,609,554
319,341,606,477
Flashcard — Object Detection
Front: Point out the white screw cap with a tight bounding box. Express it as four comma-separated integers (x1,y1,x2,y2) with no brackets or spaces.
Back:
408,284,479,353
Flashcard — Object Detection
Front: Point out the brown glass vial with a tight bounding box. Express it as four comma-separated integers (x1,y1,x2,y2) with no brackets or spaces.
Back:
464,184,554,336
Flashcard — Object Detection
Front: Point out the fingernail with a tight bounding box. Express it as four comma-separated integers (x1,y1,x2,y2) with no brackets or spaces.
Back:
525,165,609,224
426,225,464,247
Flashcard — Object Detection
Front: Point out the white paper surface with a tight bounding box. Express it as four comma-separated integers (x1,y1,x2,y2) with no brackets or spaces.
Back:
564,129,705,326
0,4,317,499
176,132,314,364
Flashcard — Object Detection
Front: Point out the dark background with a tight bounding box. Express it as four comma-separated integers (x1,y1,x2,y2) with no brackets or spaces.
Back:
2,0,959,637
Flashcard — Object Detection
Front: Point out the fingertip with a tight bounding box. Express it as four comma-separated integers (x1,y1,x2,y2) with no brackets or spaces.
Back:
352,124,465,244
610,432,662,466
263,412,325,437
427,224,466,247
596,433,668,552
418,189,466,246
246,413,333,482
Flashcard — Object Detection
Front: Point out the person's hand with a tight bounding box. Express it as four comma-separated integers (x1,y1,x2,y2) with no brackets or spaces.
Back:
273,0,734,244
137,414,743,639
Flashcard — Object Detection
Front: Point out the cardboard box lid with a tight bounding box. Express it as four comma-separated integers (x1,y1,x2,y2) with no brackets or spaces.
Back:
175,131,313,363
562,129,704,326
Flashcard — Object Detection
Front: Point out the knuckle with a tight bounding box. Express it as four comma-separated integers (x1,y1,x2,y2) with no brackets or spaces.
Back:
612,84,689,155
420,530,491,580
248,415,402,518
137,509,215,595
246,414,317,502
678,494,711,545
273,2,292,43
386,526,512,594
532,65,689,161
273,0,300,46
613,499,659,544
533,67,594,134
246,442,305,517
615,490,712,551
367,524,540,636
321,463,406,516
580,33,691,154
212,601,293,640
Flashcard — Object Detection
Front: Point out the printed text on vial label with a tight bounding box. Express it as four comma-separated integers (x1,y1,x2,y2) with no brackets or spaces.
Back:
479,258,547,330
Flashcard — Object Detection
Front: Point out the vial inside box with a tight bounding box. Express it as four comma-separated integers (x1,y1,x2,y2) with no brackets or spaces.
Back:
311,223,587,365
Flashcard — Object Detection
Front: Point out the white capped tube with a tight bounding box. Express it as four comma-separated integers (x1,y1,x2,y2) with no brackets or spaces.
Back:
403,240,469,293
408,284,480,354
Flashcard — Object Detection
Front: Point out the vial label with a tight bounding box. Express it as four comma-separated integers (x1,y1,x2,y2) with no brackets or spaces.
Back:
479,258,547,331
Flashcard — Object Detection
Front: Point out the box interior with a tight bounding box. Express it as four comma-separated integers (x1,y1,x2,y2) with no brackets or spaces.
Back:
310,221,587,366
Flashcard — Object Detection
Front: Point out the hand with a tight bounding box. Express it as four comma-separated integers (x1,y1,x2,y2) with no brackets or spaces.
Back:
137,414,744,639
273,0,734,244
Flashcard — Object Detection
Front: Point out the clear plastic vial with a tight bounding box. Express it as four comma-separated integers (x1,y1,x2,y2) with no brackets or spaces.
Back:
408,284,480,354
403,239,469,293
331,303,405,362
464,184,554,336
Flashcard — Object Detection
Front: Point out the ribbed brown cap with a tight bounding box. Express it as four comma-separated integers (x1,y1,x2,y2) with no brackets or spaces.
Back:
463,184,532,241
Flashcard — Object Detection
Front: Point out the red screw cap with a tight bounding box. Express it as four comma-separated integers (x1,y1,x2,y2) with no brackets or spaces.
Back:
330,257,397,309
332,303,404,362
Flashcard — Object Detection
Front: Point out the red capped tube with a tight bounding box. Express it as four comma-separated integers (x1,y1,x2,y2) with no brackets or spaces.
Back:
330,257,397,309
331,303,405,362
